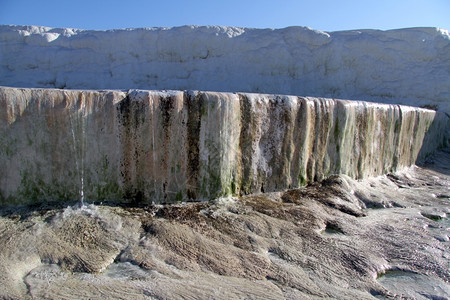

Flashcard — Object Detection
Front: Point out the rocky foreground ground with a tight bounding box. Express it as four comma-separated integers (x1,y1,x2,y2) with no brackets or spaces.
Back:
0,149,448,299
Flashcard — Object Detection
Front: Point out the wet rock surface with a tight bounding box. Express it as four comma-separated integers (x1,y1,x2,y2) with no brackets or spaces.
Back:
1,87,448,204
0,149,448,299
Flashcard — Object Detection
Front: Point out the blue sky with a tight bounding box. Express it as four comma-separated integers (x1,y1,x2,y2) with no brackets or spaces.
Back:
1,0,449,31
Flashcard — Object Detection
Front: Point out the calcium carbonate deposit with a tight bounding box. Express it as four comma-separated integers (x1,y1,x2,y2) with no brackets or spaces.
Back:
1,25,449,112
0,87,448,204
0,24,449,299
0,153,449,299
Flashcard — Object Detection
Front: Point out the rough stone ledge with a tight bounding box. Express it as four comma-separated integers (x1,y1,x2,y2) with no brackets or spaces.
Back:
0,86,448,205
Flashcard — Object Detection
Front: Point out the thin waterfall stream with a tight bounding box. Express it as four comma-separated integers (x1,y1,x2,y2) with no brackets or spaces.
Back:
68,95,87,206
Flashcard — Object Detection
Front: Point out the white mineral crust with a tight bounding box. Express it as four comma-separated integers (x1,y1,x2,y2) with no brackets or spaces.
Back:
1,25,449,112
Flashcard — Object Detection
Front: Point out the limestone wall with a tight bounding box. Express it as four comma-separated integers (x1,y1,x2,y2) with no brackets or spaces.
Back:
0,87,448,204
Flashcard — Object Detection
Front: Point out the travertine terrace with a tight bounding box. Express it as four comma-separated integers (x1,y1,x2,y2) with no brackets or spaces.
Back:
0,87,447,204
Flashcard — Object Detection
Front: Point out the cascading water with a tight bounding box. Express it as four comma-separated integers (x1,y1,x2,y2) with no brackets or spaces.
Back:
151,95,157,202
68,93,87,206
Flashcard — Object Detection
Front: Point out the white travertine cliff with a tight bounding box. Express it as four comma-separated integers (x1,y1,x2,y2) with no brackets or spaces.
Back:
1,25,449,204
0,25,449,112
0,87,447,204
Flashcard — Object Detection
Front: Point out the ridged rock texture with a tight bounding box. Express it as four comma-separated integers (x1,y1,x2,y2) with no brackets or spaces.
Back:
0,87,448,204
0,25,449,112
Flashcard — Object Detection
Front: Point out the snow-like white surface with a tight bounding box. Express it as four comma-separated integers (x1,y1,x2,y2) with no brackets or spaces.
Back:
0,25,449,112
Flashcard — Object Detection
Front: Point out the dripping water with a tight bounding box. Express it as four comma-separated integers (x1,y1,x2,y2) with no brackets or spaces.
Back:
69,95,87,206
151,96,157,200
80,99,86,206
